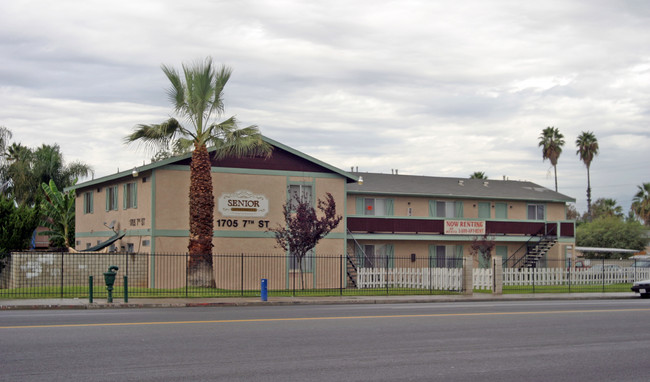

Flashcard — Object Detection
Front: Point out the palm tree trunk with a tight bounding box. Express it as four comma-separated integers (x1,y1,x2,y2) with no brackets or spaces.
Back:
586,165,592,221
554,165,558,192
187,144,215,287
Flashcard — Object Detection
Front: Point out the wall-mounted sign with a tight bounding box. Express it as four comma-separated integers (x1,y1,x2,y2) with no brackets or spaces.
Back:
444,220,486,235
218,190,269,217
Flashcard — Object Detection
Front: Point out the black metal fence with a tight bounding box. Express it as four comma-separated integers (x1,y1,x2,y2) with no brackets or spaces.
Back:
0,252,464,299
495,258,649,294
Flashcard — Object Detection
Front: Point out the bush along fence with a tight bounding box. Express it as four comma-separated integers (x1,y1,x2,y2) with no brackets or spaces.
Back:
0,252,467,299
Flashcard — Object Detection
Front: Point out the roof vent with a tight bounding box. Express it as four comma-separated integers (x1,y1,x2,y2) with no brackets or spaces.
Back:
458,180,464,186
483,181,489,187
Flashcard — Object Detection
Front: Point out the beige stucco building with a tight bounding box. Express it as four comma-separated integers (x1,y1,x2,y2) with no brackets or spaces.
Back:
70,136,576,289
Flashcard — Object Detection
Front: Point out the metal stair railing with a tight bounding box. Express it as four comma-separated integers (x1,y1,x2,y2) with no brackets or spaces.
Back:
346,228,374,288
506,223,558,269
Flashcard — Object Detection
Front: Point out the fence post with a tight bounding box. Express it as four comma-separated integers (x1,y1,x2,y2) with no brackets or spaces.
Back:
241,253,244,297
463,256,473,295
492,257,503,295
60,252,64,298
385,256,389,295
340,254,343,296
89,275,93,303
124,275,128,303
601,258,605,292
567,258,571,293
185,252,188,298
532,266,536,293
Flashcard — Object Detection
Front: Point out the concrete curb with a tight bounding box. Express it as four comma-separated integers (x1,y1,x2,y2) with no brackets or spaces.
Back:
0,293,638,310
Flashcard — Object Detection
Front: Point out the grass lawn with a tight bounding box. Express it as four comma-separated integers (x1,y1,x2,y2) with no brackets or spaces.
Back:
1,283,634,299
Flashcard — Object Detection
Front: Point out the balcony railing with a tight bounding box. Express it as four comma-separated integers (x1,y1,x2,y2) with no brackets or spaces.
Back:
347,217,574,237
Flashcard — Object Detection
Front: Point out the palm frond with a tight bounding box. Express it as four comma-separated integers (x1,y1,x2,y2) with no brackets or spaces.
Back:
209,121,272,160
123,118,187,151
162,64,185,115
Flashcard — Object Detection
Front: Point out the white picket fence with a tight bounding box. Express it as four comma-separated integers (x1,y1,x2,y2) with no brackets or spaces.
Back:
357,267,463,291
474,267,650,290
502,267,650,286
357,267,650,291
474,268,493,290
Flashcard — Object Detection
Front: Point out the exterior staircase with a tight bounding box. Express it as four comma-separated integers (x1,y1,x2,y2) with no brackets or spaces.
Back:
346,254,358,288
520,236,558,268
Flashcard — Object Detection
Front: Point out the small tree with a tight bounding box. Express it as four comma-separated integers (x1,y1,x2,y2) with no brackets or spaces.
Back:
577,216,648,258
39,180,75,248
270,192,342,289
469,234,496,268
0,193,39,254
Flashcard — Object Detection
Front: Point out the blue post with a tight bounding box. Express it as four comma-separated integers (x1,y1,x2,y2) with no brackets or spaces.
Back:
261,278,268,301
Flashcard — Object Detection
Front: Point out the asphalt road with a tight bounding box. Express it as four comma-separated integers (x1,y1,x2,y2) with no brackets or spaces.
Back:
1,300,649,381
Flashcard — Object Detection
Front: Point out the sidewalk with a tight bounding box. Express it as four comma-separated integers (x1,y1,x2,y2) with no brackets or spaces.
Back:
0,292,638,310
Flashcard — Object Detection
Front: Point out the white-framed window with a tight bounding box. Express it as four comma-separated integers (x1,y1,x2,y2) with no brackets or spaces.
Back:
527,204,545,220
430,200,463,218
124,182,137,209
495,202,508,219
83,191,93,214
478,202,491,219
106,186,118,211
357,244,394,268
429,245,463,268
357,197,394,216
290,249,314,272
288,184,312,210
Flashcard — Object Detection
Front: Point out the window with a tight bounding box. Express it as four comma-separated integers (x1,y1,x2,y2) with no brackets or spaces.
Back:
86,243,91,249
527,204,545,220
290,249,314,272
496,246,508,266
106,186,118,211
478,202,491,219
430,201,463,218
127,243,135,253
124,182,137,209
357,244,394,268
357,197,394,216
495,203,507,219
429,245,463,268
83,191,93,214
288,184,312,210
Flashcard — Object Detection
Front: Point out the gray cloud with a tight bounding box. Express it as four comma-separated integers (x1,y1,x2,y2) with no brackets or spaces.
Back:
1,0,648,214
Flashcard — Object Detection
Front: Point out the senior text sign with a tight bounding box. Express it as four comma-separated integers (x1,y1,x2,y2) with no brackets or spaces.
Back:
218,190,269,217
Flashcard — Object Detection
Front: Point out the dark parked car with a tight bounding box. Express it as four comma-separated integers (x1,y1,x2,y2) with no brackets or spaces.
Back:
632,279,650,298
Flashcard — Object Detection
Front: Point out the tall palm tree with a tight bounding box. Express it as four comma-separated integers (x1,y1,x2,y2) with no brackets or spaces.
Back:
632,182,650,226
575,131,599,220
125,58,271,286
469,171,487,179
538,126,565,192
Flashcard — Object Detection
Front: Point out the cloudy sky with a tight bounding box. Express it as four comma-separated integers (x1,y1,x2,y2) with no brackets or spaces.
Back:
1,0,648,213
